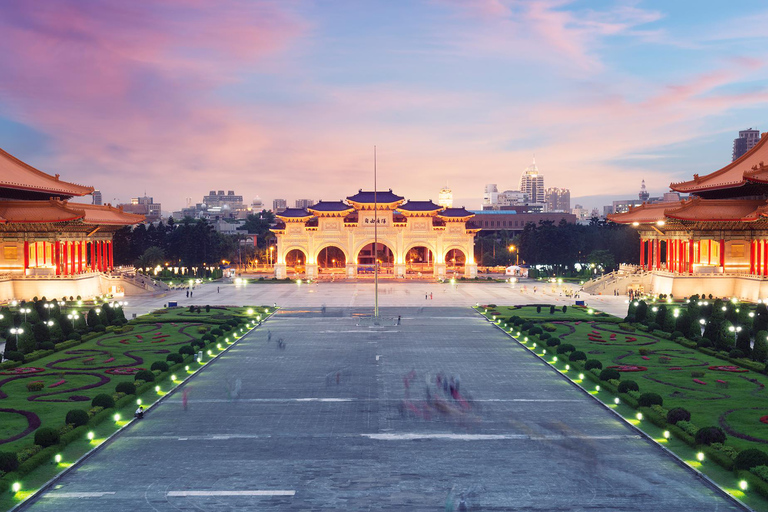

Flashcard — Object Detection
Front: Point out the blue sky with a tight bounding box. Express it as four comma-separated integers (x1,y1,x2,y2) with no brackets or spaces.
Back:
1,0,768,212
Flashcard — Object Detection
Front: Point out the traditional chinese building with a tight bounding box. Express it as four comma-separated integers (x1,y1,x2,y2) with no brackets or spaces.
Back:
608,132,768,299
0,147,144,300
272,190,479,279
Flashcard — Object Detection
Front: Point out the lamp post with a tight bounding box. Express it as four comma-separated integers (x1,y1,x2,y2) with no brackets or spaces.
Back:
20,307,31,323
67,313,79,329
10,327,23,344
508,245,519,266
269,246,274,267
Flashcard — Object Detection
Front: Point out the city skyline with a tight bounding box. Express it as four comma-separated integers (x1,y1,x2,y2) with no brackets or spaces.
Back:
2,1,768,212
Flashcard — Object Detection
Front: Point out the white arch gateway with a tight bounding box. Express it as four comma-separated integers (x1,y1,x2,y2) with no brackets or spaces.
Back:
272,190,479,279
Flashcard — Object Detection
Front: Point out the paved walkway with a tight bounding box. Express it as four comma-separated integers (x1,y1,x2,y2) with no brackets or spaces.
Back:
122,279,630,319
23,307,740,511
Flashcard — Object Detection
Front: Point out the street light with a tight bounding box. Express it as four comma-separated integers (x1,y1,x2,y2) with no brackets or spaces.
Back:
10,327,23,344
20,307,31,323
67,313,79,329
508,245,519,265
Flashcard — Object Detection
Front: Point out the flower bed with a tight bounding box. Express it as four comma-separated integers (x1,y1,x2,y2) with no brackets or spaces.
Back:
0,367,45,376
693,378,707,385
760,416,768,425
105,367,145,375
708,365,748,373
607,365,647,372
48,380,66,388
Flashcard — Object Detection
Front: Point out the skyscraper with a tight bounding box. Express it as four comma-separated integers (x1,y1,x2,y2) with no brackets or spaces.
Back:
545,187,570,212
295,199,315,209
92,190,102,205
272,198,287,212
639,180,649,201
438,185,453,208
519,158,544,204
733,128,761,161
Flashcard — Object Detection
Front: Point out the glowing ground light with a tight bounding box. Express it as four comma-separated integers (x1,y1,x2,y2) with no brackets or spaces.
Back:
565,364,570,371
113,413,121,422
185,366,190,371
12,482,20,493
636,412,643,420
207,350,213,356
697,452,705,462
595,385,601,391
663,431,670,439
247,308,254,315
588,309,594,314
136,399,142,405
55,454,62,463
217,344,222,349
524,337,529,342
614,397,620,404
171,375,177,381
155,386,161,392
579,373,585,380
87,431,95,440
739,480,748,491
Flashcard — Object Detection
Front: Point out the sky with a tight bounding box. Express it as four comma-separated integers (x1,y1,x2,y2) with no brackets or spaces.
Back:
2,0,768,213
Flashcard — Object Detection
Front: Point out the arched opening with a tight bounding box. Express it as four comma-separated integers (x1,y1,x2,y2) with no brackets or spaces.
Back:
357,242,394,274
318,246,347,274
446,248,466,275
406,246,434,275
284,249,307,273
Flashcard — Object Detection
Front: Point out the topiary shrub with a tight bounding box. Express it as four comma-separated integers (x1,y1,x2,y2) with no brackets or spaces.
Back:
166,353,183,364
40,342,55,350
539,332,551,341
65,409,89,427
562,305,567,313
536,306,542,313
91,393,115,409
546,338,561,347
179,345,195,356
695,426,726,446
4,350,24,362
646,322,661,331
34,427,60,447
0,451,19,473
211,328,224,336
115,381,136,395
521,322,533,331
135,370,155,382
585,359,602,371
150,361,169,372
599,368,621,381
556,343,575,354
617,380,639,393
666,407,691,425
26,381,45,392
735,449,768,470
638,392,663,407
569,351,587,362
529,326,543,336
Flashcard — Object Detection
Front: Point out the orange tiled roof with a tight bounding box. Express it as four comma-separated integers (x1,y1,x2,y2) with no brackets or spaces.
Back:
664,197,765,222
670,133,768,193
606,202,671,224
0,147,94,197
0,199,85,224
72,203,146,225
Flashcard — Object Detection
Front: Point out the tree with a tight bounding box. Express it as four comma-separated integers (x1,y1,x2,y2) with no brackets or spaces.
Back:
135,246,165,269
736,328,752,357
753,334,768,363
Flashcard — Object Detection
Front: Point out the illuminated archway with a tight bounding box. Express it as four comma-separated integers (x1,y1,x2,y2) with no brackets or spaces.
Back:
445,248,466,272
356,242,394,274
284,249,307,272
405,245,434,274
317,246,347,273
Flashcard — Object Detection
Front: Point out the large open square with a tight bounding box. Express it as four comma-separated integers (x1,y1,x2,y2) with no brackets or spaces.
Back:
21,306,741,510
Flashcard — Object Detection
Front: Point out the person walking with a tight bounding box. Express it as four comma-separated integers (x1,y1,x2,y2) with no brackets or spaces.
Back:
267,330,272,343
182,388,189,411
186,290,189,298
217,286,220,293
397,315,401,325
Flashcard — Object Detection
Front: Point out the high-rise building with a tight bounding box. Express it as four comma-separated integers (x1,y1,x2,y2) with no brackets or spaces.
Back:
733,128,760,161
273,198,287,212
92,190,102,205
482,184,498,208
203,190,243,208
438,185,453,208
545,187,570,212
119,194,161,221
639,180,650,201
520,158,545,204
295,199,315,209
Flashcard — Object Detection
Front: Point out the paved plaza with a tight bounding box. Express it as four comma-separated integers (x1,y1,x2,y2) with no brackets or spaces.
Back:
22,306,741,511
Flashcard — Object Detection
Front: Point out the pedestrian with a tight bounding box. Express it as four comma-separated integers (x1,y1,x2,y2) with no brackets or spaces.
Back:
186,290,189,298
190,291,193,297
135,406,144,419
397,315,401,325
425,293,428,300
430,292,433,299
234,378,242,398
182,388,189,411
217,286,220,293
267,330,272,343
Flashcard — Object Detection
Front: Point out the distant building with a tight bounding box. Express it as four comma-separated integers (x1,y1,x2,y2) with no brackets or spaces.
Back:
203,190,243,208
273,199,287,212
470,210,576,231
545,187,570,212
733,128,760,161
119,195,161,222
520,158,545,204
438,185,453,208
250,196,264,212
639,180,650,201
92,190,102,205
295,199,315,209
482,184,498,208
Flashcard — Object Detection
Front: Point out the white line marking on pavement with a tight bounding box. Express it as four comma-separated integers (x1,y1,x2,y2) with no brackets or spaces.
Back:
362,433,641,441
162,398,583,403
43,492,116,498
167,490,295,497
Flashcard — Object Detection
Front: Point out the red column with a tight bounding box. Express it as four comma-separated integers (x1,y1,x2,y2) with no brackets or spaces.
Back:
97,241,102,271
54,241,59,275
42,242,46,265
720,239,725,274
69,242,74,274
23,241,29,273
102,241,107,270
655,239,660,270
750,240,755,275
90,242,95,271
688,239,694,274
80,241,85,273
764,240,768,278
109,241,113,269
640,238,645,269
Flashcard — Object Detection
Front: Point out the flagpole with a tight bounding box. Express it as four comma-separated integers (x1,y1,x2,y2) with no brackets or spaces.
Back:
374,145,379,319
